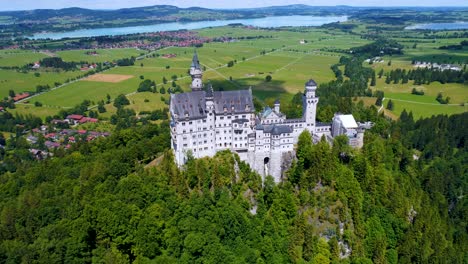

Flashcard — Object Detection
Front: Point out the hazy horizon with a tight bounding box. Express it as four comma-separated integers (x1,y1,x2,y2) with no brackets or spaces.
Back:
1,0,467,12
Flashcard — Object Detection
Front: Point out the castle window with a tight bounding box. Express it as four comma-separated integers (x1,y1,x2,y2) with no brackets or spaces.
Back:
189,121,192,125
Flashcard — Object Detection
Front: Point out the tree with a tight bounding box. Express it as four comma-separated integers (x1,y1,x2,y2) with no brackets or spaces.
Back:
106,94,111,104
160,87,166,94
98,101,106,113
34,101,43,107
378,69,384,78
162,77,168,84
386,99,394,111
113,94,130,108
265,75,272,82
370,72,376,86
8,90,15,98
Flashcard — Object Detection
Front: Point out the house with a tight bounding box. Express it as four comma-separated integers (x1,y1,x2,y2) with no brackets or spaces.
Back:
0,107,4,112
13,93,30,102
27,135,38,144
66,114,84,125
78,117,98,124
32,62,40,69
45,141,61,149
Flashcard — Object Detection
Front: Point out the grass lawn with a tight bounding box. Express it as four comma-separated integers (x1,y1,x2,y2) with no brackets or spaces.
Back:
384,99,466,119
0,69,83,98
57,48,144,63
8,104,64,119
0,50,48,67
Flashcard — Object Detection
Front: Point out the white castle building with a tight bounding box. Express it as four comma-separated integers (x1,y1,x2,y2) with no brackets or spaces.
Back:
170,52,365,182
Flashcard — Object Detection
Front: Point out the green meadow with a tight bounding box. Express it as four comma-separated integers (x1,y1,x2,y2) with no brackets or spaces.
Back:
384,99,466,119
1,25,466,120
0,69,83,98
0,50,48,67
57,48,144,63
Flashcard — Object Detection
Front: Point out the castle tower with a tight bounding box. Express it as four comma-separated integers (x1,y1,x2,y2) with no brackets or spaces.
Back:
303,79,319,130
274,99,280,113
204,83,216,156
190,51,203,91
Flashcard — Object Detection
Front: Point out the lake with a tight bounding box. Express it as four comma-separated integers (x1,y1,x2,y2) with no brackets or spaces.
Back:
405,22,468,30
31,15,348,40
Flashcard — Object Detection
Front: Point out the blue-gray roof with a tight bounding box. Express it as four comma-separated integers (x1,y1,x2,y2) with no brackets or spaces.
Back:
191,51,200,69
256,124,293,135
305,79,317,87
170,89,254,121
213,89,254,115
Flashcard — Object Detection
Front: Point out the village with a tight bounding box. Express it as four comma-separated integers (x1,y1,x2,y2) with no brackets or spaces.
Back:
0,112,109,159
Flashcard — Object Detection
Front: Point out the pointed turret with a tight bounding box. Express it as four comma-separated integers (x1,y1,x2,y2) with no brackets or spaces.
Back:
190,50,203,91
191,50,201,69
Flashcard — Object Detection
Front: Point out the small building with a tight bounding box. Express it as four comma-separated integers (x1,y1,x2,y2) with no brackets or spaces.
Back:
332,114,365,148
13,93,30,102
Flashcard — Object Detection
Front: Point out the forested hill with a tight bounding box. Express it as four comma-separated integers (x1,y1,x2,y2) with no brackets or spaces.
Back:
0,111,466,262
1,5,467,36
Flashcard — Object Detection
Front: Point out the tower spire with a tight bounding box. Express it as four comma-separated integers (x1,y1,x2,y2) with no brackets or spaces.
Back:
190,50,203,91
191,50,200,69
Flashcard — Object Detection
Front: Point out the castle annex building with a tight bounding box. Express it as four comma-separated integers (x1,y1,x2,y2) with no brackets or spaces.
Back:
170,52,366,182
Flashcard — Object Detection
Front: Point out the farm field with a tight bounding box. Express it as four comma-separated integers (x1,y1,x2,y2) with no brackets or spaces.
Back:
0,50,48,67
57,48,144,63
7,103,65,119
384,98,466,119
2,25,466,120
0,69,83,98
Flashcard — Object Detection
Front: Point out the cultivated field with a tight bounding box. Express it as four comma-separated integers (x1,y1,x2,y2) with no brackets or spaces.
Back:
0,50,48,67
2,25,466,120
57,48,143,63
84,74,134,83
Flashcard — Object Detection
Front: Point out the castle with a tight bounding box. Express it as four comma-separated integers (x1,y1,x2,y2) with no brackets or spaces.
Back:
170,52,365,182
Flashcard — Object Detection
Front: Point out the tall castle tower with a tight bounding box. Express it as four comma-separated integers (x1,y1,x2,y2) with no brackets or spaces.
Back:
303,79,319,130
190,51,203,91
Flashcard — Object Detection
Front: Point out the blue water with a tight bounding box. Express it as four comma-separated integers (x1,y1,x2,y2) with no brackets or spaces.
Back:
31,15,348,40
405,22,468,30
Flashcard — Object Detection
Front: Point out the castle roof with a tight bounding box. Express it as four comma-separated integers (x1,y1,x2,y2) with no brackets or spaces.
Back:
336,114,358,128
170,89,254,121
191,51,200,69
305,79,317,87
256,124,293,135
213,89,254,115
170,91,206,121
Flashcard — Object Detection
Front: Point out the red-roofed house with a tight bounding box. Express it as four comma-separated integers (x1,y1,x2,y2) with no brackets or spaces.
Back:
66,114,84,125
79,117,98,124
0,107,4,112
13,93,30,102
78,130,87,135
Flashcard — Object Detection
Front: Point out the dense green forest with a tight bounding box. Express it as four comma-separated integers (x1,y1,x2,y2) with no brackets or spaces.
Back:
0,106,466,263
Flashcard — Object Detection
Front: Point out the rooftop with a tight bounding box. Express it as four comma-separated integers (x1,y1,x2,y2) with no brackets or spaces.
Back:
336,114,358,129
305,79,317,87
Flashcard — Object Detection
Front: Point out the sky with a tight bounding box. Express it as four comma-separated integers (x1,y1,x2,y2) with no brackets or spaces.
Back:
1,0,467,11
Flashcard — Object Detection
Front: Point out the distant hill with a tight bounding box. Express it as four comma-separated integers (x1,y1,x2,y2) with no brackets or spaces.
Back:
0,4,467,36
